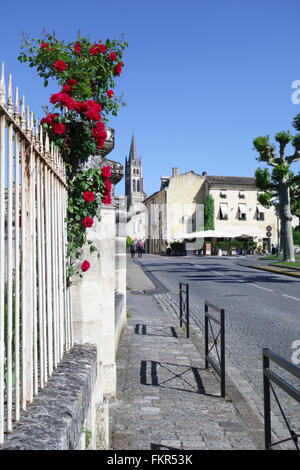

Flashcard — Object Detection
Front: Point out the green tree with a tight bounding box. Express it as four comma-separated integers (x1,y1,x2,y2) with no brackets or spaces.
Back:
126,236,133,251
204,195,215,230
290,184,300,244
253,128,300,262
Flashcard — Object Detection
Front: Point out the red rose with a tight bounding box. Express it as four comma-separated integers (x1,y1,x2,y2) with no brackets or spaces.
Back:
83,216,94,228
113,63,122,76
83,191,95,203
90,46,98,55
102,194,111,205
52,122,65,135
40,42,49,49
101,165,111,179
50,48,54,51
107,89,114,98
98,44,106,54
46,114,55,125
86,108,101,122
67,78,77,87
50,93,59,104
54,60,67,72
62,84,72,95
85,100,102,112
40,118,46,125
109,51,117,61
75,101,88,114
81,260,90,272
92,124,107,149
74,43,81,53
105,179,112,192
54,93,75,110
95,121,105,131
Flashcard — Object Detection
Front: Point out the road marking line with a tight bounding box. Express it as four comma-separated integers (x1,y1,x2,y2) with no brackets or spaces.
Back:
282,294,300,302
246,283,273,292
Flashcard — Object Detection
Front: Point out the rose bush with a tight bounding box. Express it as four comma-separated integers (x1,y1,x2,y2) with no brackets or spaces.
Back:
19,32,127,282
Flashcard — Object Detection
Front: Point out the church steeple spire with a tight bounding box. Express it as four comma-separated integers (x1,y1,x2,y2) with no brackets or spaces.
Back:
125,133,146,209
129,132,138,162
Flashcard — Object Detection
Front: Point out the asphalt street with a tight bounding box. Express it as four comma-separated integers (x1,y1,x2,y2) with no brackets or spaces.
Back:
134,254,300,436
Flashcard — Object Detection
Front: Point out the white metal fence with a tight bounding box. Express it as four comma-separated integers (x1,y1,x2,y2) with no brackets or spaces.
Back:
0,63,72,444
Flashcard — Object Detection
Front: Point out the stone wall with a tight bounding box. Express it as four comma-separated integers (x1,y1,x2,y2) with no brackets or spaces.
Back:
1,345,98,450
115,198,127,347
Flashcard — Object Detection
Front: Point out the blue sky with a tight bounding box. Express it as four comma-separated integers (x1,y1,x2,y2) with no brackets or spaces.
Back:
1,0,300,196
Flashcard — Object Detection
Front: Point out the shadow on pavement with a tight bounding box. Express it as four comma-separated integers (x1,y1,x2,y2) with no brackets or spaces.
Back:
135,323,178,338
140,360,219,397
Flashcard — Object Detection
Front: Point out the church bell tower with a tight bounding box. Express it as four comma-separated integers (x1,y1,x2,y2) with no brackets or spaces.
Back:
125,133,146,209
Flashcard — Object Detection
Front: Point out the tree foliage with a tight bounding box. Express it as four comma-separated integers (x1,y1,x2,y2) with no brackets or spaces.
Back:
253,120,300,262
204,195,215,230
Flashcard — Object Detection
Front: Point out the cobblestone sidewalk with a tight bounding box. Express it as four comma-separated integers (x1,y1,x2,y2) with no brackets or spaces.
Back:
109,292,258,450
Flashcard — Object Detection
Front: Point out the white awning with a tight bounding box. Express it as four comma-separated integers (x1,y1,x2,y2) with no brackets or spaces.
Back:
238,204,247,214
171,226,265,239
229,226,265,237
257,204,265,213
220,204,228,216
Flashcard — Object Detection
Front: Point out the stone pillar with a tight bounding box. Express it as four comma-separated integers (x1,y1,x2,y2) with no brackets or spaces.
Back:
70,148,124,448
97,205,117,398
71,212,103,449
71,205,117,449
115,198,127,347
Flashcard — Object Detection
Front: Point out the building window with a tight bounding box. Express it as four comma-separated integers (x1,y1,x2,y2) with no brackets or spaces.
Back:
238,204,247,220
133,180,136,191
137,180,140,192
257,205,265,221
220,190,227,199
220,203,228,220
239,190,245,199
257,212,265,221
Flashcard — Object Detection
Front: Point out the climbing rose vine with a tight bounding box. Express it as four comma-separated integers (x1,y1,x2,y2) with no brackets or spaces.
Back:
18,32,127,282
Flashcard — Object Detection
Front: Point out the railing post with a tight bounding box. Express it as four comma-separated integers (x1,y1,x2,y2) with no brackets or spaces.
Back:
186,283,189,339
179,282,183,327
263,349,272,450
220,308,225,398
21,141,33,407
205,303,208,369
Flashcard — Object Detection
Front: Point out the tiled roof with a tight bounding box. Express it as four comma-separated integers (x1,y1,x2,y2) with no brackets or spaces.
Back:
205,175,256,186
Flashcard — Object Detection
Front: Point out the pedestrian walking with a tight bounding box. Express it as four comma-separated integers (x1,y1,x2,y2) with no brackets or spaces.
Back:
137,239,144,258
131,240,137,258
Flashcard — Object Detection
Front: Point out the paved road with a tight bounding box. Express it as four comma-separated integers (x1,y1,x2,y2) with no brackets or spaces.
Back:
134,254,300,439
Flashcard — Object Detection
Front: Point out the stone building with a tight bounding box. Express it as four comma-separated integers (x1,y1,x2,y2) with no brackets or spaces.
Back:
125,133,147,242
144,168,278,254
125,133,146,210
144,169,205,253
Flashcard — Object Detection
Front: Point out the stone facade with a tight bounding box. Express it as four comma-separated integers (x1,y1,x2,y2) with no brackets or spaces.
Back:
144,170,205,253
125,133,146,209
125,134,147,242
144,169,279,254
207,177,278,250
